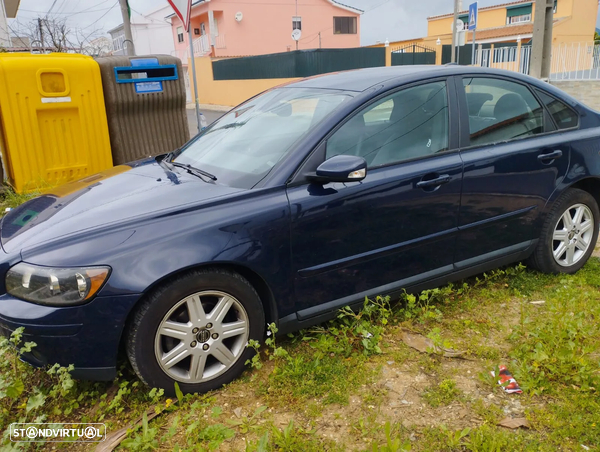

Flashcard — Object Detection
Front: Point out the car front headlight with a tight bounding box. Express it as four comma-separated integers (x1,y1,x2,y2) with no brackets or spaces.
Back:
5,263,111,306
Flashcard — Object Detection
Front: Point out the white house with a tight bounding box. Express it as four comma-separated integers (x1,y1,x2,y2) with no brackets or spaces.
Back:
108,5,175,56
0,0,20,47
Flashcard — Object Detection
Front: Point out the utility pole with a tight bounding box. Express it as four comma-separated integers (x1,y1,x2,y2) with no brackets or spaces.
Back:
451,0,459,63
531,0,554,79
38,18,44,49
189,26,202,133
118,0,135,56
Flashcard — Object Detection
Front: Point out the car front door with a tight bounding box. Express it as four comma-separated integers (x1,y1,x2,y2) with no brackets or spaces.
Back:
454,76,572,266
286,79,463,321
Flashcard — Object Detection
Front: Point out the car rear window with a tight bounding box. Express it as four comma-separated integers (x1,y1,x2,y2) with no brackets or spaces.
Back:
535,89,579,130
463,77,544,147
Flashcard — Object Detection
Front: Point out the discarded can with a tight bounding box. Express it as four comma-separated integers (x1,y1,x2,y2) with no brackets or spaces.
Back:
491,365,523,394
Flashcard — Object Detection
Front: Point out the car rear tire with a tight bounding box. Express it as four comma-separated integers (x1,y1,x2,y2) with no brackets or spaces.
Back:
126,268,265,396
529,188,599,274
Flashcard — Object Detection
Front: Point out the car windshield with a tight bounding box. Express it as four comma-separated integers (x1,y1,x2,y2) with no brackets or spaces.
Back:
174,88,352,188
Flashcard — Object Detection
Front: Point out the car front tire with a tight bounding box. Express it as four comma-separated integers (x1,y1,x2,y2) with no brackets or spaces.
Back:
529,188,599,274
126,268,265,396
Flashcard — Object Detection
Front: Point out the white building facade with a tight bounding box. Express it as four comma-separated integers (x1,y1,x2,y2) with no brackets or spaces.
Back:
108,5,175,56
1,0,20,47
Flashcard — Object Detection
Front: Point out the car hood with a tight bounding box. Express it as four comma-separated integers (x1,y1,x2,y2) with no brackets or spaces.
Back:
1,159,245,254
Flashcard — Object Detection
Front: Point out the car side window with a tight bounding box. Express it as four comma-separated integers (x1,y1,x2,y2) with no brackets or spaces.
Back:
535,89,579,130
463,77,544,147
325,82,449,168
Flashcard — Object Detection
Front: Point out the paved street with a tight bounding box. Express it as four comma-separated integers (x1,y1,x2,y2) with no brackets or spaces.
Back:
187,108,226,136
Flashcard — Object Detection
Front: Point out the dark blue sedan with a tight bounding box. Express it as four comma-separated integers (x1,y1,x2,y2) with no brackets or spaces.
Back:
1,66,599,394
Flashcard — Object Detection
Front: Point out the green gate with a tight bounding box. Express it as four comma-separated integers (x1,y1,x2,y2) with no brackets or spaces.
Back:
391,44,436,66
442,44,475,65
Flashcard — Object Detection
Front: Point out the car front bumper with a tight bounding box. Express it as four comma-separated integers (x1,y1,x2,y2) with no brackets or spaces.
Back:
0,292,142,381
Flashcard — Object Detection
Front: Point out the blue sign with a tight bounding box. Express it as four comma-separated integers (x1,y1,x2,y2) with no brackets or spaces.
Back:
468,2,478,31
113,58,170,94
134,81,163,93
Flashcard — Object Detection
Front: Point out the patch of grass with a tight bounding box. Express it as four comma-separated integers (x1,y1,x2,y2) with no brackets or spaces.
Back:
529,389,600,448
422,379,463,408
267,346,369,405
252,299,391,407
416,353,442,375
3,260,600,451
463,424,548,451
250,419,344,452
0,188,38,213
194,423,236,450
420,425,472,451
471,399,506,425
509,271,600,394
370,421,411,452
350,412,383,443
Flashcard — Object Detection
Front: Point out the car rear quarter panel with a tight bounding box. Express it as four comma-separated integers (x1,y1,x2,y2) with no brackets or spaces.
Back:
548,105,600,207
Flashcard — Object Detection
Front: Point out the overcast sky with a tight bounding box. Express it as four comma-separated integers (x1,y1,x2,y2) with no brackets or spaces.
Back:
9,0,600,46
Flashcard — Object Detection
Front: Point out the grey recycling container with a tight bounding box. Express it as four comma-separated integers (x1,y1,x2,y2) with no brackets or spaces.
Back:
96,55,190,165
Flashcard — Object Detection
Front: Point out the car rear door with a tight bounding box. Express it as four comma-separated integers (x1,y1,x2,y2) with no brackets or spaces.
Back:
286,79,463,321
454,75,572,266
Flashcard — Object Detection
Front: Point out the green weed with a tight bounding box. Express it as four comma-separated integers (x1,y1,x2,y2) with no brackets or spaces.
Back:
370,421,411,452
120,411,159,451
422,379,463,407
227,405,268,433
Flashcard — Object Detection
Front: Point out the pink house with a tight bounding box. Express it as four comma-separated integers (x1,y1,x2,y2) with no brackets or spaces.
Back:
168,0,362,59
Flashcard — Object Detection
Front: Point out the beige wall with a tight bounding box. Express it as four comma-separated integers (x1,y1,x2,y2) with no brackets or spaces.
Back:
552,0,598,44
191,56,300,107
552,81,600,110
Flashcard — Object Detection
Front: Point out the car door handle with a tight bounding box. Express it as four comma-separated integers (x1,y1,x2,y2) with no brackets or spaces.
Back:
538,150,563,162
416,174,451,189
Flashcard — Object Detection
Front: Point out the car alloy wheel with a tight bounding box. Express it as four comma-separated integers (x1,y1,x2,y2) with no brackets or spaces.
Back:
552,203,594,267
154,290,249,384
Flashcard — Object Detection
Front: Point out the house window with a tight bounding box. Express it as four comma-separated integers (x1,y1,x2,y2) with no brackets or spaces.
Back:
507,13,531,24
458,15,469,30
292,16,302,31
506,4,532,24
177,26,184,43
553,0,557,13
112,34,124,51
334,17,357,34
200,23,206,36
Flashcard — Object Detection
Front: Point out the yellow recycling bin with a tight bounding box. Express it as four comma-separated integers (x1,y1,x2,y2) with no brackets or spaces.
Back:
0,53,113,193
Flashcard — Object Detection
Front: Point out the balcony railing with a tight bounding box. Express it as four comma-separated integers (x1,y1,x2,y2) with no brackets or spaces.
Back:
193,35,211,56
214,34,226,49
170,34,226,64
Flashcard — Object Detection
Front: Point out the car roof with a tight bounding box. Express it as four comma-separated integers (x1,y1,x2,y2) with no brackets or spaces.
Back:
285,65,546,93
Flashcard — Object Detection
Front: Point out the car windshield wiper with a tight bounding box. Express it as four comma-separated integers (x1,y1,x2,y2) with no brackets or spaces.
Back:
171,161,218,183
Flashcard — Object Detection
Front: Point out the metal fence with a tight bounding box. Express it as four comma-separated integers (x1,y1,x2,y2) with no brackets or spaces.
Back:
212,48,386,80
472,41,600,80
549,42,600,81
474,45,531,74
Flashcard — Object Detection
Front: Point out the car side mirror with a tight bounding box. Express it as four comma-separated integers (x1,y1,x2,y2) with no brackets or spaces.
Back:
308,155,367,184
